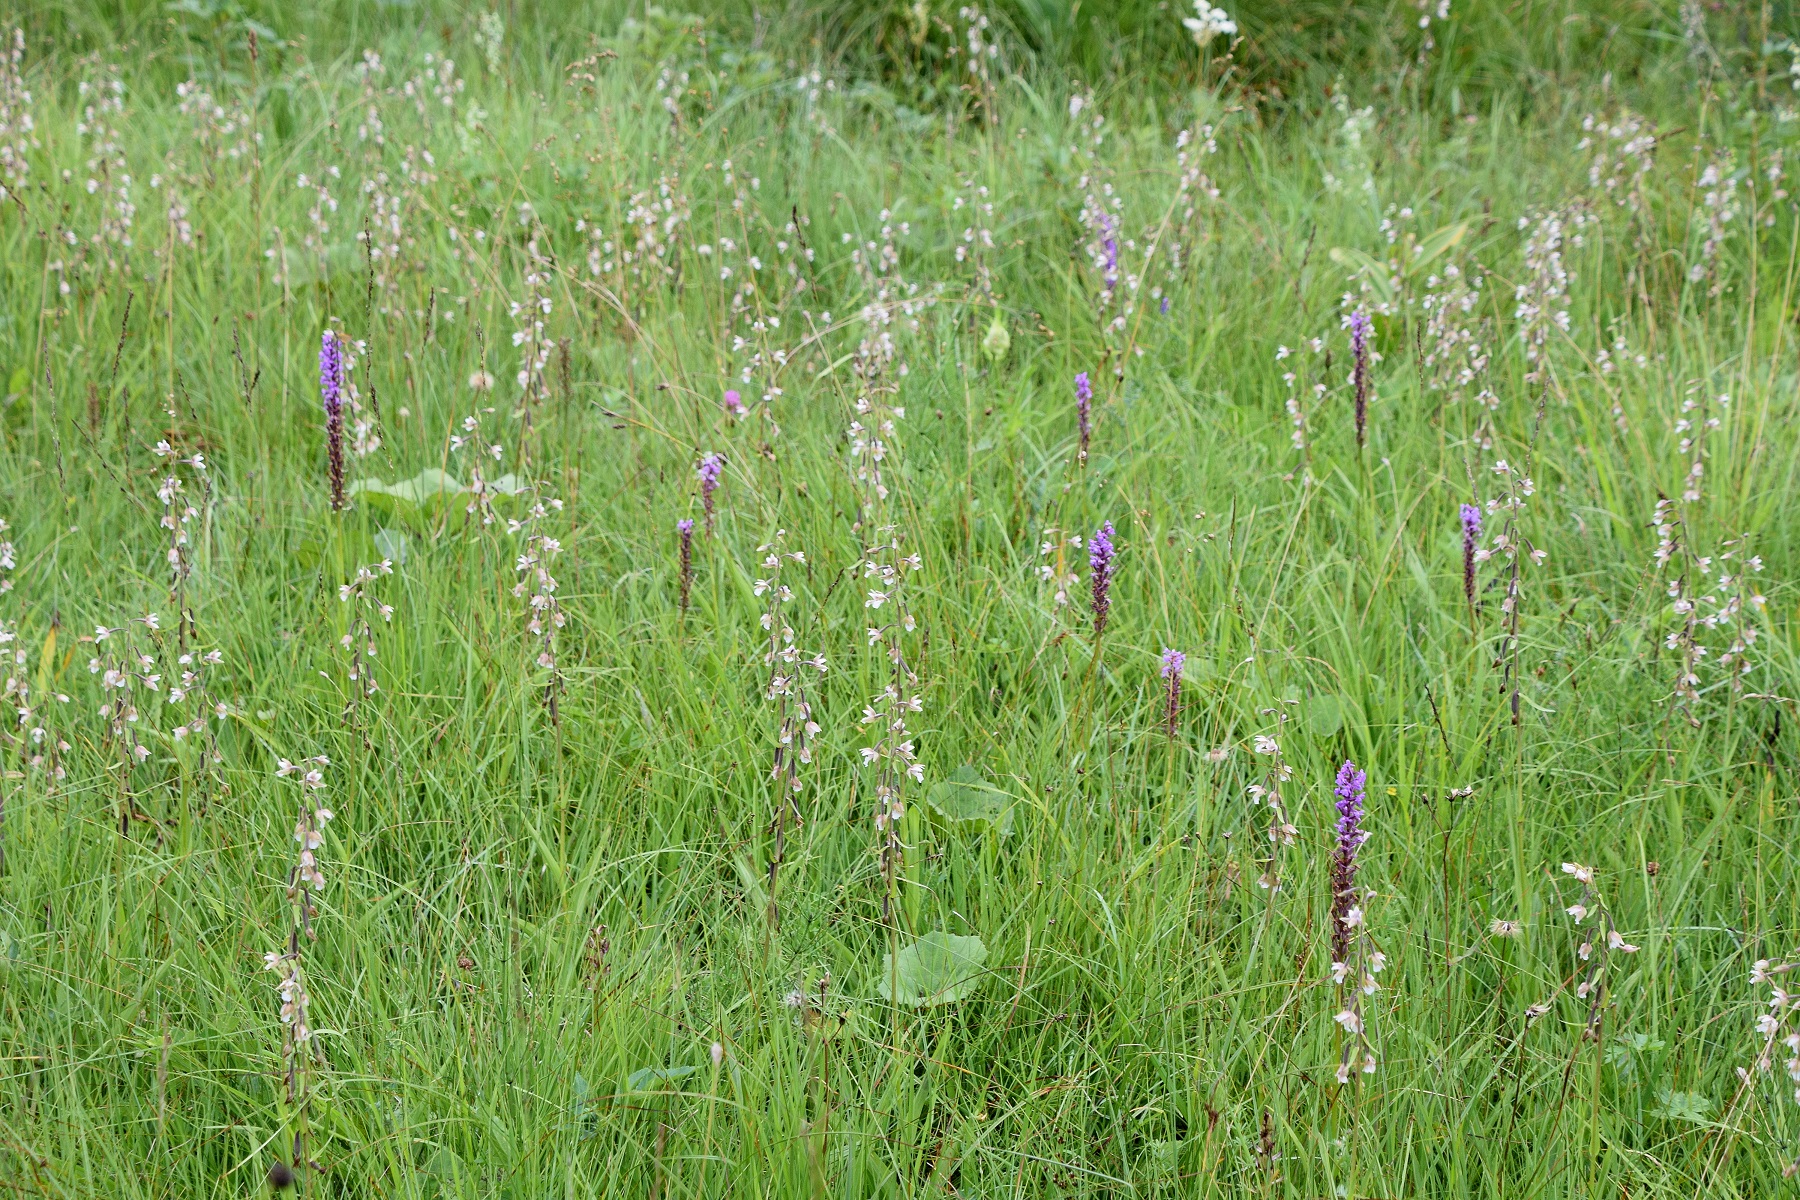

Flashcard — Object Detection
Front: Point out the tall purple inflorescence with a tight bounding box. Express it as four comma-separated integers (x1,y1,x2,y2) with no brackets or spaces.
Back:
1460,503,1482,606
1328,758,1383,1084
677,518,695,615
1075,371,1092,466
1089,520,1115,637
1161,647,1185,737
1329,760,1367,964
319,331,345,511
1348,309,1371,449
697,453,724,534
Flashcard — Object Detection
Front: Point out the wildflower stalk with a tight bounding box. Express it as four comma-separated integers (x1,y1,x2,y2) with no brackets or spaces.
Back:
1074,371,1092,467
847,337,923,932
1160,648,1184,738
697,453,724,535
509,493,567,723
1348,308,1371,450
676,518,694,617
756,530,825,926
319,331,345,511
90,615,162,836
265,754,334,1184
1329,761,1385,1085
1088,520,1115,640
337,559,394,729
1247,715,1298,891
1558,861,1637,1165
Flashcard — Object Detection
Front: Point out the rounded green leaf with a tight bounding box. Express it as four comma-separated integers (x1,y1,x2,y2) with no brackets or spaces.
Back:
926,766,1014,834
878,931,989,1007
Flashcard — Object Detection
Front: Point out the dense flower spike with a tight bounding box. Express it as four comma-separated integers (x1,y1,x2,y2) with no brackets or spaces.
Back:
1330,760,1367,961
1460,503,1482,607
1347,308,1371,448
676,518,695,615
1075,371,1092,466
1329,760,1383,1084
319,331,345,510
1160,647,1185,737
1089,520,1115,637
697,452,724,534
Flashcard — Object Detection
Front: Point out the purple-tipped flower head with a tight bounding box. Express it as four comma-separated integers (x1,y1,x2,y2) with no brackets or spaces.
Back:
1460,503,1482,605
1348,309,1371,449
1089,520,1115,637
320,331,345,511
697,453,724,533
1330,760,1368,963
1075,372,1092,465
677,518,695,614
1161,647,1186,736
723,389,746,417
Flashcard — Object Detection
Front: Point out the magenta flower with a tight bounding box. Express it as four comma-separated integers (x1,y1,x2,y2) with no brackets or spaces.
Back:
724,389,746,417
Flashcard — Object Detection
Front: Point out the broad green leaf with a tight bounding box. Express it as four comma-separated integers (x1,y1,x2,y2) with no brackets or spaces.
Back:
926,766,1014,835
878,931,989,1007
348,468,467,525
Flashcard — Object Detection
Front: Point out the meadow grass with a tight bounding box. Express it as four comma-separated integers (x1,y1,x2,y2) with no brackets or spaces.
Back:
3,2,1800,1195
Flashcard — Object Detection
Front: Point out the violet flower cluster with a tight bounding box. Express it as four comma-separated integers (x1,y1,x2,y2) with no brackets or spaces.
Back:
1460,503,1482,606
1329,760,1384,1084
319,331,345,510
1089,520,1115,637
697,452,724,534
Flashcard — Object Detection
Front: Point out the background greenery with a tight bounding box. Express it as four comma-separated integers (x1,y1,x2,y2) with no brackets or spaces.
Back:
3,0,1800,1195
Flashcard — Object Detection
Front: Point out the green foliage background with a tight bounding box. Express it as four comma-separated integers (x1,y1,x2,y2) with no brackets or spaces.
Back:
2,1,1800,1196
